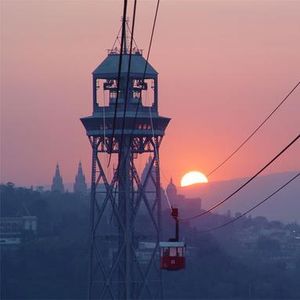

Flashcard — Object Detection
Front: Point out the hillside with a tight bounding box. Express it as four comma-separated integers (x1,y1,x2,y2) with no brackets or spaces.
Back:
178,171,300,223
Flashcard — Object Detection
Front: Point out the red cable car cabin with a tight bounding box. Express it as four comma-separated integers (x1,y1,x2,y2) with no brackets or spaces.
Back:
159,241,185,271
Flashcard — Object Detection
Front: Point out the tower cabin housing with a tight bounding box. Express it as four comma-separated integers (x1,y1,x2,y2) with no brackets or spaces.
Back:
81,47,170,148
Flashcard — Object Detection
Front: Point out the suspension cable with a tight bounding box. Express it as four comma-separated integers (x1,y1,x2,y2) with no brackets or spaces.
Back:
181,133,300,221
124,0,161,143
148,91,172,211
119,0,138,156
109,0,160,168
198,172,300,234
108,1,128,166
207,81,300,177
115,0,160,177
102,89,106,141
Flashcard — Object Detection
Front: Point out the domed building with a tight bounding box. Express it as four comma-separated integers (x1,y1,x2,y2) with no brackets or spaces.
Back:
166,178,177,200
165,177,202,211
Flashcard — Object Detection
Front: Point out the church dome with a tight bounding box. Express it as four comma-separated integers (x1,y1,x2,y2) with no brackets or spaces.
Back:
166,178,177,198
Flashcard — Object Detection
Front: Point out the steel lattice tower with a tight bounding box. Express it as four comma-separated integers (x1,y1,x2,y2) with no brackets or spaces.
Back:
81,27,170,299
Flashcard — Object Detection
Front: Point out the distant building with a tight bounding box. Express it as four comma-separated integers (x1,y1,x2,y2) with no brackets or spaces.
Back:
166,178,177,199
73,161,87,195
141,156,156,189
136,242,157,264
51,163,64,193
140,160,203,212
140,156,170,210
0,216,37,246
166,178,202,210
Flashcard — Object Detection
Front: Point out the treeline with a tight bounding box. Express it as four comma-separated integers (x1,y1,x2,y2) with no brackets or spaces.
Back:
1,183,300,299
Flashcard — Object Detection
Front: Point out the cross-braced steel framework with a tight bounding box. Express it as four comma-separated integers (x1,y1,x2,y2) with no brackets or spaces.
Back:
81,46,170,299
87,135,164,299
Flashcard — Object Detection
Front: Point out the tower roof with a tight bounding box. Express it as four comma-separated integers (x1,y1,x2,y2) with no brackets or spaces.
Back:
93,18,157,78
51,163,64,193
55,163,60,174
77,161,83,175
93,53,158,78
74,161,87,195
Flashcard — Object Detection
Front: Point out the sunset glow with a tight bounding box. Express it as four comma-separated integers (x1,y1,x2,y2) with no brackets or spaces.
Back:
1,1,299,186
181,171,208,187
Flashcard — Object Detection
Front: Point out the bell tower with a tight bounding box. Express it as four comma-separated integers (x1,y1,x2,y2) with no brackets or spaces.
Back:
51,163,64,193
81,21,170,299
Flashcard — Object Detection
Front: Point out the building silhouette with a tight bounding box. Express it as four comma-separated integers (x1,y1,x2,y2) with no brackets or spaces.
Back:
73,161,87,195
51,164,64,193
141,156,155,188
166,178,202,211
166,177,177,199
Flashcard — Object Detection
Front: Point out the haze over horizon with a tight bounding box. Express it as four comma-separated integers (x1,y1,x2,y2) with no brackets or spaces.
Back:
17,169,300,192
1,0,300,187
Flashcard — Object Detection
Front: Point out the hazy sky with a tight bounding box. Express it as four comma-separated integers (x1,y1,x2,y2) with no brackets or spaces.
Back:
1,0,300,188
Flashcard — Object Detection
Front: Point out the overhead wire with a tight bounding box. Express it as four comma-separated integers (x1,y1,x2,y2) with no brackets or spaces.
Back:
163,187,173,210
160,81,300,217
108,0,128,166
207,81,300,177
147,87,173,210
129,0,164,214
109,0,160,167
102,89,110,180
125,0,161,142
141,0,160,78
106,0,160,214
181,133,300,221
198,172,300,234
113,1,137,206
119,0,138,156
116,0,160,172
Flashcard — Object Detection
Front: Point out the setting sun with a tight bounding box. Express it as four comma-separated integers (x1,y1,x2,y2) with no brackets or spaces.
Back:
181,171,208,187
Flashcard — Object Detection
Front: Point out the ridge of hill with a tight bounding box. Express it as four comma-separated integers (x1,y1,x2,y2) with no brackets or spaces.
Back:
178,171,300,223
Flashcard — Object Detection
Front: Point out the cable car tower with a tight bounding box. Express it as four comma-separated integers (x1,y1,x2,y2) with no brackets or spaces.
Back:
81,21,170,299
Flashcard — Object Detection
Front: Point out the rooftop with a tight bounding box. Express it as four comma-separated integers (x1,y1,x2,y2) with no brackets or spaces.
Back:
93,53,158,78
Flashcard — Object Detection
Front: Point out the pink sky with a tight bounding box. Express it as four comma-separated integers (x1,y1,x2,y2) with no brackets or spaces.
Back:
1,0,300,188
